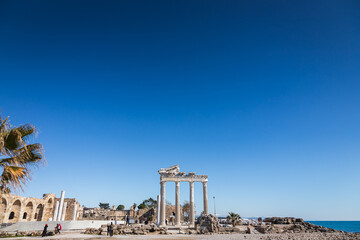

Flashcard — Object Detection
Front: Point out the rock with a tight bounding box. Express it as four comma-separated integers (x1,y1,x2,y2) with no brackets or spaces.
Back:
263,217,304,224
231,227,242,233
84,227,101,235
195,214,220,233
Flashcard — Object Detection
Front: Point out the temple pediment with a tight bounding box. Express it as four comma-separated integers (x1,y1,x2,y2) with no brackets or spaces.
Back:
158,165,208,182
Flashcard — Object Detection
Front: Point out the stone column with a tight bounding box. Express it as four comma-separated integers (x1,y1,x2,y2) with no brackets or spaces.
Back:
202,181,208,215
189,181,195,226
156,195,160,225
57,190,65,221
61,202,67,221
72,204,77,221
175,181,181,226
53,201,59,221
159,181,166,226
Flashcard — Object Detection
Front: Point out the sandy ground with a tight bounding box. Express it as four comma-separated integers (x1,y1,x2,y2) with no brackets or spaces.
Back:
2,230,360,240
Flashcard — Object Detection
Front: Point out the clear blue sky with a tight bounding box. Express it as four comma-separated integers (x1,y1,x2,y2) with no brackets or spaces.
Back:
1,0,359,220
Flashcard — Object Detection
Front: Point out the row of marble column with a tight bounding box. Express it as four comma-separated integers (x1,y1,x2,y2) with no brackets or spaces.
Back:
52,190,66,221
159,181,208,226
51,190,76,222
52,190,78,221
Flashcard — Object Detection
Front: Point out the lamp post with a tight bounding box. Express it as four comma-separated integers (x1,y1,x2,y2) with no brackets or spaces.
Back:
213,196,216,216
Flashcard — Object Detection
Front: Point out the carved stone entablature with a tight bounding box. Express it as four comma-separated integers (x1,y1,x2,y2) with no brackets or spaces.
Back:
158,165,180,175
160,175,208,182
158,165,208,182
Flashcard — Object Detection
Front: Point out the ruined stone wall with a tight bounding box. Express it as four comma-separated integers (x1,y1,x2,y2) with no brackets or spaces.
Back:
52,198,83,221
82,208,133,221
0,194,83,224
81,206,182,224
165,205,183,224
0,193,56,223
136,208,155,223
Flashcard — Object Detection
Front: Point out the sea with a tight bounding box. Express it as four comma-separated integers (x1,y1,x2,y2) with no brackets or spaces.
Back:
308,221,360,233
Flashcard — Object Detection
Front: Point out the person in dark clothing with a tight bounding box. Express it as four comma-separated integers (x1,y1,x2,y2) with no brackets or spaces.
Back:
42,224,48,237
126,215,130,226
107,224,110,236
109,222,114,237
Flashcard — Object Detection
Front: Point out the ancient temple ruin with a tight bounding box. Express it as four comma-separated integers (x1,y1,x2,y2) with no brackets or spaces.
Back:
158,165,208,227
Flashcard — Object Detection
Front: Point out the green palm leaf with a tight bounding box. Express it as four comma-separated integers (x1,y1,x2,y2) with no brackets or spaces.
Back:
0,115,45,194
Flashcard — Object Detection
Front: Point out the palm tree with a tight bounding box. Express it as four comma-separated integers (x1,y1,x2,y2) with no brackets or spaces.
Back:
0,116,45,194
227,212,241,226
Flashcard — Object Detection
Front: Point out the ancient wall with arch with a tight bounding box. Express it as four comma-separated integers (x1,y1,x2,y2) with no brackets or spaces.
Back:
0,193,56,224
0,193,83,224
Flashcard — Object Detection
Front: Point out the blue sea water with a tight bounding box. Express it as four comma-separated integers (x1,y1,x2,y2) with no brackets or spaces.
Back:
308,221,360,233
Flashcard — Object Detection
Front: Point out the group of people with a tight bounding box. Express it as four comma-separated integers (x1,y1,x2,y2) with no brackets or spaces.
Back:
41,223,62,237
107,222,114,237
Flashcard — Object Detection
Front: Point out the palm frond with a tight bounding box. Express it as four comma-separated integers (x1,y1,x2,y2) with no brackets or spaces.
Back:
1,143,45,168
0,116,45,194
0,165,29,192
15,124,37,142
3,128,24,151
0,116,9,132
0,116,10,156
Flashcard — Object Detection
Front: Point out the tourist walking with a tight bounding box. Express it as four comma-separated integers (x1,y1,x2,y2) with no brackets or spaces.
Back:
55,223,61,234
58,223,62,234
42,224,48,237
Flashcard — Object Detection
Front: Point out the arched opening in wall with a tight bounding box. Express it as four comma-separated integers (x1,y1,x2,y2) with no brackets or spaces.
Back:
23,212,27,219
25,202,33,221
0,198,7,222
9,200,21,223
35,204,43,221
9,212,14,220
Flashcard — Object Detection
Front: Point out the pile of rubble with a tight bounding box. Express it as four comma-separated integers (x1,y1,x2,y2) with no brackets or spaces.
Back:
195,214,220,233
263,217,304,224
85,224,168,235
195,214,244,234
0,231,54,237
84,217,356,237
256,217,340,234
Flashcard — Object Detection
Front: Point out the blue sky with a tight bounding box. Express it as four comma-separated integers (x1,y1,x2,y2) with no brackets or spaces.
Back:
1,0,360,220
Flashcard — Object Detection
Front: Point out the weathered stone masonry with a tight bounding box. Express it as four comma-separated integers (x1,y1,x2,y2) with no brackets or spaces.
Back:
0,192,82,224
